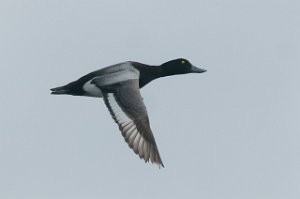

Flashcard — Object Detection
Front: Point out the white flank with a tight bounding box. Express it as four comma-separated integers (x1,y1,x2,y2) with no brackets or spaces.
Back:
83,63,139,98
83,80,103,97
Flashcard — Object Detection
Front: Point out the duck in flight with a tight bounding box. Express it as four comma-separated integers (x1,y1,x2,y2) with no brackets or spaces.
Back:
50,58,206,167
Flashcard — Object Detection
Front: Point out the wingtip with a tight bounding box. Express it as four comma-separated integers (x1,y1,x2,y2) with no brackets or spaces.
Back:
146,158,164,169
158,162,164,169
143,159,164,169
155,159,164,169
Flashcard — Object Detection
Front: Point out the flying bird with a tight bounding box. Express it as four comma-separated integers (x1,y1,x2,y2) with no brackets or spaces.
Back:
50,58,206,167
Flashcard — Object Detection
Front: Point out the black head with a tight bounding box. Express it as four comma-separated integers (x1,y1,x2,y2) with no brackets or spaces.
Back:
160,58,206,76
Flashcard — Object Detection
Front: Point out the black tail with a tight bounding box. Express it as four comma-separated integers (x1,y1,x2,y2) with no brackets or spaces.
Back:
50,85,71,95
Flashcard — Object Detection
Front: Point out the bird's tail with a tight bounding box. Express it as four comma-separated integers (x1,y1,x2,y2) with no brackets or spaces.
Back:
50,85,71,95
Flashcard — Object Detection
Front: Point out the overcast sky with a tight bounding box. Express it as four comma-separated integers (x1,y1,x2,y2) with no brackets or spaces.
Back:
0,0,299,198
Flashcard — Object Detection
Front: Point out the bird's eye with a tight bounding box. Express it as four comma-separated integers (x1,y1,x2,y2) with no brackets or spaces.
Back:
181,60,186,64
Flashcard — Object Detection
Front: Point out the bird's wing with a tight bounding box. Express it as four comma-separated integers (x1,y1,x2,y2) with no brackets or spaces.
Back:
92,79,164,167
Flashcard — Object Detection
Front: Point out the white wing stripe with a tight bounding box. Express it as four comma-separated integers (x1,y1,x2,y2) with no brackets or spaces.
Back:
128,129,138,144
103,84,163,166
133,134,141,152
139,139,144,155
123,123,135,133
106,93,144,153
106,93,131,124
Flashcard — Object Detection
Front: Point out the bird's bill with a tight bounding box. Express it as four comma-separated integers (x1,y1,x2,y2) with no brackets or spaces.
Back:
191,65,207,73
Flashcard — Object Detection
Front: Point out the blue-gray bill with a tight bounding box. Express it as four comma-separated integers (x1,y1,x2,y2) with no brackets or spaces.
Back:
191,65,207,73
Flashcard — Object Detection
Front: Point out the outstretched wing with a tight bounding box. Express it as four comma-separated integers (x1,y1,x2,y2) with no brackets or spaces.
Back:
93,79,164,167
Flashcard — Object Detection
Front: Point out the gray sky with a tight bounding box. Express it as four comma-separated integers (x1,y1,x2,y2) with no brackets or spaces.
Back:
1,0,299,198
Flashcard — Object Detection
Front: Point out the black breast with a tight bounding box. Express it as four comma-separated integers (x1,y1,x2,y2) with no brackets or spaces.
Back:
131,62,162,88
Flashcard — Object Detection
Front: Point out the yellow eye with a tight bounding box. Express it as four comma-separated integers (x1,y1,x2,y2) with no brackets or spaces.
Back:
181,60,186,64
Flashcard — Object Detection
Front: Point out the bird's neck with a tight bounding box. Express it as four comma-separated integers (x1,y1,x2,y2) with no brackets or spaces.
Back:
133,63,171,88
